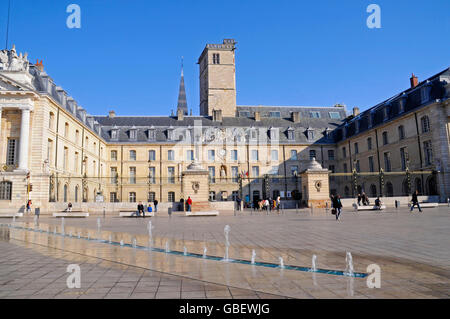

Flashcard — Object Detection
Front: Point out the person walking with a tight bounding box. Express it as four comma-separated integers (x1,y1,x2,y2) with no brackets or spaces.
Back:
186,196,193,212
236,196,241,211
153,199,158,213
26,200,32,214
276,196,281,213
333,195,343,220
357,193,362,206
137,201,145,218
410,190,422,213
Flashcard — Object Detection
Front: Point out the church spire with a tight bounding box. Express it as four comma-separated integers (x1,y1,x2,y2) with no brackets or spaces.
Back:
177,56,188,115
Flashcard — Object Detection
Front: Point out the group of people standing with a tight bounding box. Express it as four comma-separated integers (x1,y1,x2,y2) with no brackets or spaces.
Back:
251,196,281,213
357,193,370,206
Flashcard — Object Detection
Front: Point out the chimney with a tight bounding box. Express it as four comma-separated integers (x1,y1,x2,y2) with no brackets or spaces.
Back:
35,59,44,72
177,108,184,121
352,107,360,117
108,110,116,118
291,112,300,123
213,109,222,122
254,111,260,122
410,73,418,88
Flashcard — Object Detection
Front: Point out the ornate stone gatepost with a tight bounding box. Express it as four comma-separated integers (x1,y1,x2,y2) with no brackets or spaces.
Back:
182,162,217,213
300,158,331,209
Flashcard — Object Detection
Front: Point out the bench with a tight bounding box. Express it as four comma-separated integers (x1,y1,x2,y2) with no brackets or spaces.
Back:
353,204,386,211
53,212,89,218
0,213,24,218
119,211,154,217
408,202,438,208
185,210,219,217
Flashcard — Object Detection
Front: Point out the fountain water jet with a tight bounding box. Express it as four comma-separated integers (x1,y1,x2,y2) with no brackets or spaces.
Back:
345,252,354,276
183,246,187,256
120,240,124,246
61,217,65,235
97,217,101,232
223,225,231,261
165,241,170,253
147,221,153,248
132,238,137,248
108,235,112,243
251,250,256,265
279,257,285,269
311,255,317,272
203,246,207,258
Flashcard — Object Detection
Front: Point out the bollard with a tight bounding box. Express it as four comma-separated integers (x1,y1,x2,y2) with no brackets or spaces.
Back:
103,207,106,218
296,203,298,214
310,206,313,215
168,207,172,218
447,197,450,207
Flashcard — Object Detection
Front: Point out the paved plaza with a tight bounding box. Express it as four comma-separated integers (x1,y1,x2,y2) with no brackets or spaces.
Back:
0,206,449,299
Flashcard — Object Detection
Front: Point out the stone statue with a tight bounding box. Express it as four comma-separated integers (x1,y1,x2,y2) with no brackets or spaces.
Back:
0,45,30,71
0,50,8,70
220,166,226,179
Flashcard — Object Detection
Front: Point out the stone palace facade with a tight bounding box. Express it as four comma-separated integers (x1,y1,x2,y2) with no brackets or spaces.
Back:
0,40,449,212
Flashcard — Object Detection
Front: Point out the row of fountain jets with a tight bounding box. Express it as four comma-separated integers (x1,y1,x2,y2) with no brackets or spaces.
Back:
24,216,354,276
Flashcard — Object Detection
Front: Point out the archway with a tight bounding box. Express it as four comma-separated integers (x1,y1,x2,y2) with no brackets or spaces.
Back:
426,176,438,195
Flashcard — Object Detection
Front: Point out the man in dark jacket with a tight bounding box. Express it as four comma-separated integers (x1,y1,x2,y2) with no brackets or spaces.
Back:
137,201,145,218
333,195,343,220
410,190,422,212
153,199,158,212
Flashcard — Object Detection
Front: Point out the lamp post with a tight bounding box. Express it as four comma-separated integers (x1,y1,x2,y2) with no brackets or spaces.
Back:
352,160,358,199
379,168,385,198
406,157,411,196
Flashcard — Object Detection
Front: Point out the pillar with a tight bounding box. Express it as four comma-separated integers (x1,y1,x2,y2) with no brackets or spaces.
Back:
18,107,31,171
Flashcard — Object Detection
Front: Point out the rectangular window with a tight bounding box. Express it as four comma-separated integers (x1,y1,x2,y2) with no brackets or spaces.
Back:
356,160,360,173
168,167,175,184
129,167,136,184
328,150,335,160
110,192,117,203
129,150,136,161
129,130,137,140
239,111,250,118
271,150,278,161
6,139,17,165
252,166,259,181
343,163,348,173
309,111,321,118
367,137,372,150
149,166,156,184
400,148,407,170
168,150,174,161
329,112,340,119
269,111,281,118
111,129,118,139
148,129,156,140
74,152,79,173
186,150,194,161
382,132,388,145
208,150,215,161
129,192,136,203
148,150,156,161
111,150,117,161
64,123,69,137
342,147,347,158
168,192,175,202
290,150,297,160
309,150,316,160
231,150,238,161
231,166,239,183
423,141,433,166
384,152,391,172
148,192,155,202
354,143,359,154
208,166,216,183
291,166,298,181
110,167,117,184
287,130,294,140
213,53,220,64
368,156,374,172
251,150,259,161
63,147,68,170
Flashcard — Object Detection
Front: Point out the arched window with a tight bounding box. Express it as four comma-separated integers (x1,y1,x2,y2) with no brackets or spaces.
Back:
370,184,377,198
421,116,430,133
0,181,12,200
344,186,350,197
386,182,394,197
426,176,438,196
63,184,68,202
74,186,79,202
209,191,216,201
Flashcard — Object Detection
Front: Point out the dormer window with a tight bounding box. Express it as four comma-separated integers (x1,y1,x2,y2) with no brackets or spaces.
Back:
167,127,174,140
325,128,332,139
286,128,295,141
129,128,137,140
111,127,118,140
250,128,257,140
306,128,314,140
148,128,156,141
420,86,429,103
309,111,321,118
399,95,406,113
383,107,389,120
269,127,278,140
239,111,250,118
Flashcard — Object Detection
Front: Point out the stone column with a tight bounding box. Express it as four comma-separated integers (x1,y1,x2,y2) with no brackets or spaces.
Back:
18,107,31,171
0,107,2,136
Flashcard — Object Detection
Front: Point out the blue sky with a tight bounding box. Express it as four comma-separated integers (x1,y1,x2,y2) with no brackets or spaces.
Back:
2,0,449,116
